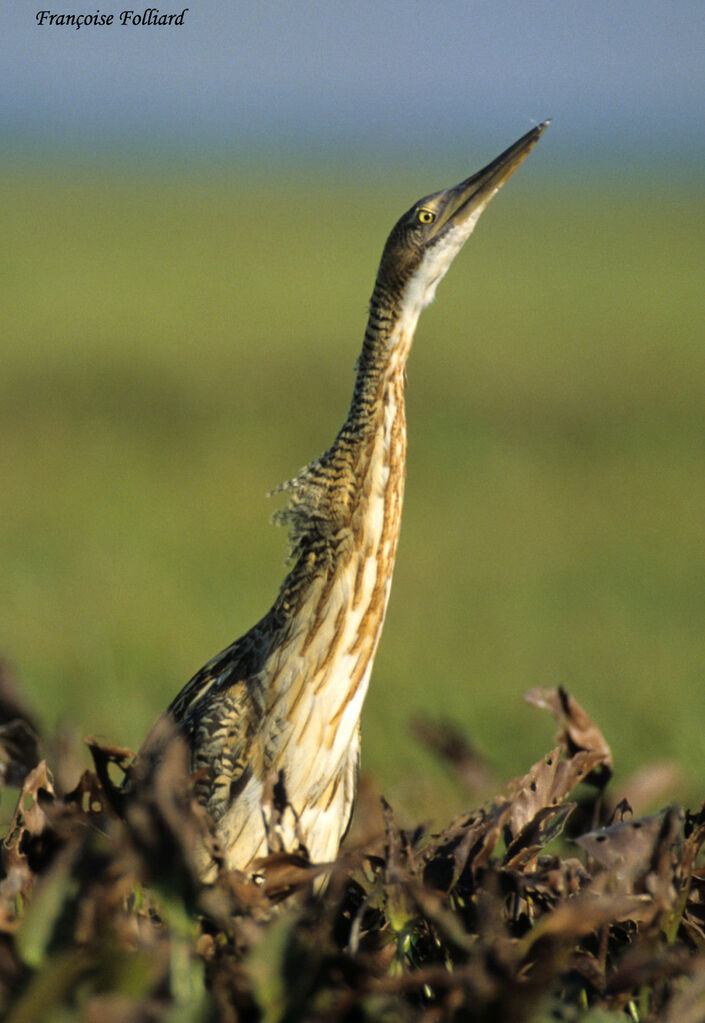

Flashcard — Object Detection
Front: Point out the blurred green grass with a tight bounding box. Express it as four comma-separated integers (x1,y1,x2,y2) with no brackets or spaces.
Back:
2,165,704,824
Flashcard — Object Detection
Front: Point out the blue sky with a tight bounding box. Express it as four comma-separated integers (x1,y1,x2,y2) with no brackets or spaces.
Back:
3,1,705,173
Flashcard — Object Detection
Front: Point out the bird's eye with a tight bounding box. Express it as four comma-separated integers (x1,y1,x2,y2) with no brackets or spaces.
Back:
417,209,435,225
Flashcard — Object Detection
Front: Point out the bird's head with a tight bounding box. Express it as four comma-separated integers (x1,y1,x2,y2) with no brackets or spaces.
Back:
376,121,550,313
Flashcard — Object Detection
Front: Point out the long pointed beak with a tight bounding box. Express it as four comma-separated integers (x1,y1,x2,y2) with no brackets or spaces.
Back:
432,120,550,238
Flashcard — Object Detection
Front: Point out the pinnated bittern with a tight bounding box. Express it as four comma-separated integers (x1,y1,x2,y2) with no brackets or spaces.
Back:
140,122,549,877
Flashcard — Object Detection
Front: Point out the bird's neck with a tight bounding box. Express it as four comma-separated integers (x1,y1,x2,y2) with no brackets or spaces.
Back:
259,284,416,780
274,281,418,610
352,279,422,410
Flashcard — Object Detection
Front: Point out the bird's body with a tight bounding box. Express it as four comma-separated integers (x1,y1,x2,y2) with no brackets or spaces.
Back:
140,123,548,877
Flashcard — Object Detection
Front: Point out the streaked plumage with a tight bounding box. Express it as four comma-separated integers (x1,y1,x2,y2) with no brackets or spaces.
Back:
140,123,549,878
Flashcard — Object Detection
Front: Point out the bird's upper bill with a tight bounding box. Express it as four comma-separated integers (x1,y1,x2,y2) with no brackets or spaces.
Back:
424,120,550,244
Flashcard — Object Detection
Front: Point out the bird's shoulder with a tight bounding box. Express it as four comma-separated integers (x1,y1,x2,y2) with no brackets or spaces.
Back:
169,625,268,734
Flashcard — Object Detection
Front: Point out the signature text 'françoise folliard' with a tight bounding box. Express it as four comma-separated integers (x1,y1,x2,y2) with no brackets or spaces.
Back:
35,9,189,28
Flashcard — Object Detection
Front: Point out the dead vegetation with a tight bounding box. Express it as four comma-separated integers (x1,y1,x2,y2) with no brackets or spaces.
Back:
1,661,704,1023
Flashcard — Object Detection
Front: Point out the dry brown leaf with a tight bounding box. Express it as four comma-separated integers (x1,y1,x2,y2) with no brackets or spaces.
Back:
0,760,56,931
504,746,605,844
682,804,705,891
521,892,652,952
503,802,577,869
423,801,510,891
2,761,55,861
252,851,326,901
577,807,683,897
122,726,222,897
1,673,704,1023
64,769,109,817
525,686,613,774
518,855,589,903
85,735,137,817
